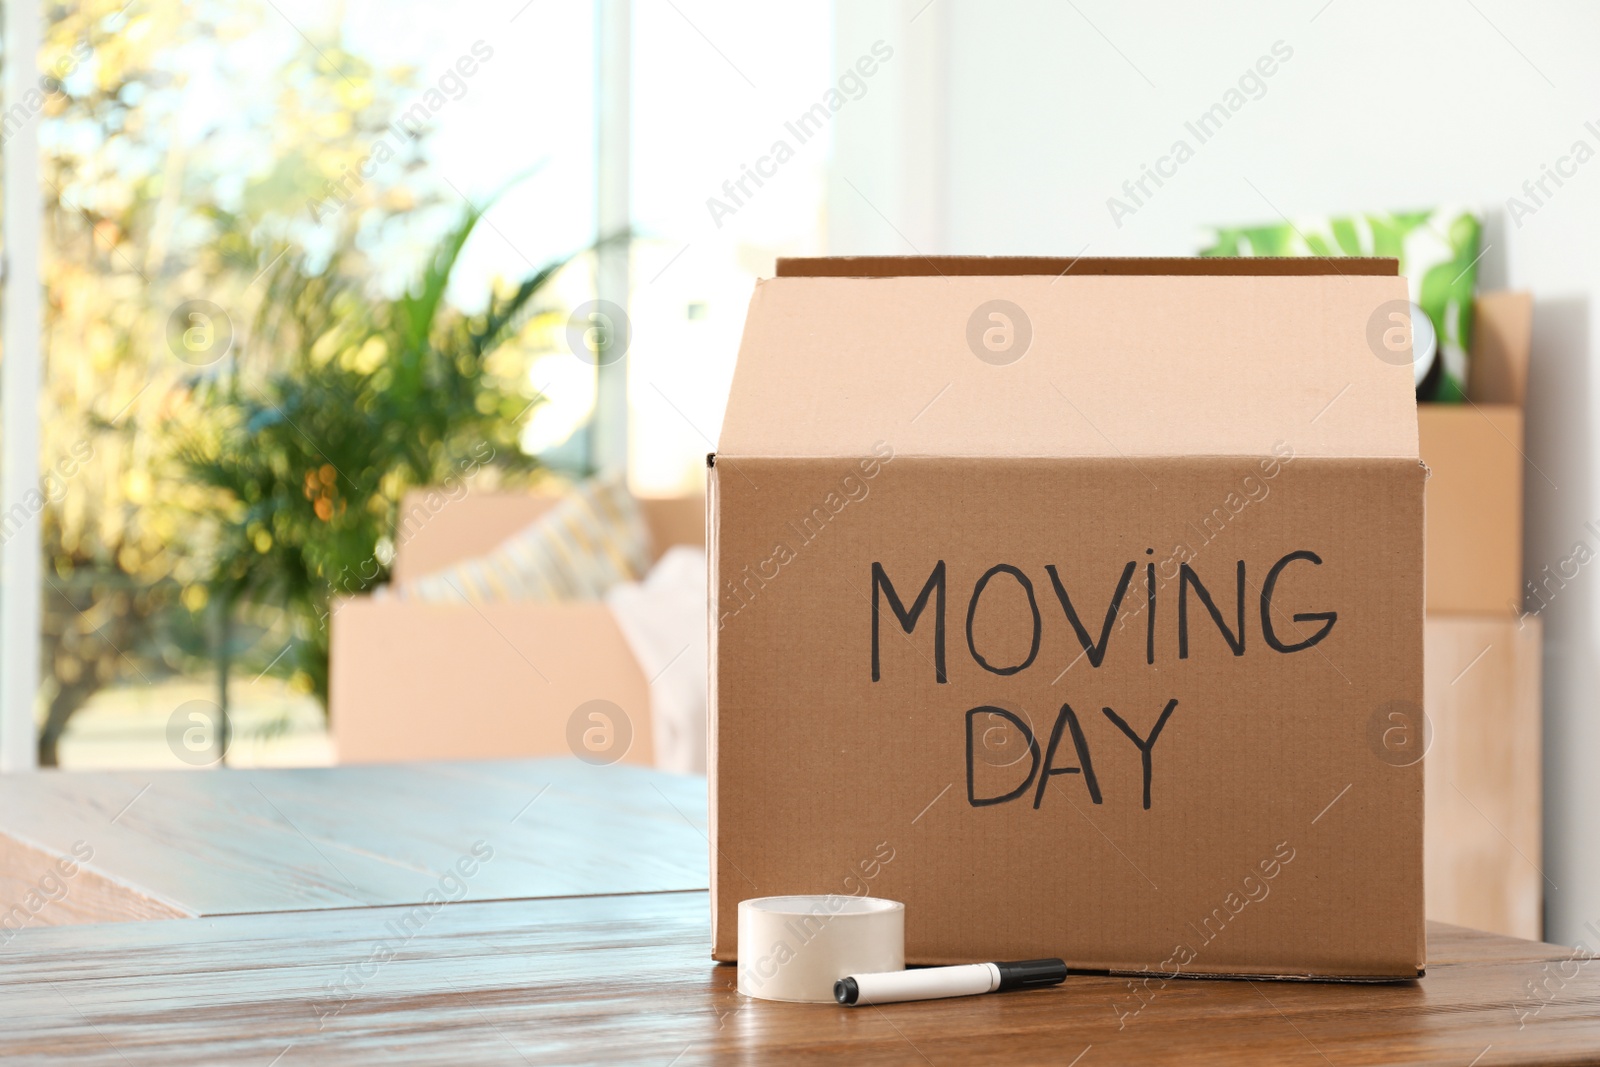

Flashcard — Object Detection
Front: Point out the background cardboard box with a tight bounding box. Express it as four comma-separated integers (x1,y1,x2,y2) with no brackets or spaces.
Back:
1415,291,1543,940
1417,291,1532,616
1423,615,1542,939
329,493,703,764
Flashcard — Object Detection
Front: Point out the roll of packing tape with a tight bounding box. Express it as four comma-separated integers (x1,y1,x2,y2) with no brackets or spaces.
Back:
737,896,905,1003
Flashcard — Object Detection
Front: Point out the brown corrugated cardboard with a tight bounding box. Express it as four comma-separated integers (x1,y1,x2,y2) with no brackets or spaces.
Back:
710,258,1425,979
390,491,704,586
1466,291,1533,406
774,255,1399,279
1417,405,1524,616
1423,615,1541,940
1417,290,1532,616
390,492,560,586
331,492,703,764
332,597,657,765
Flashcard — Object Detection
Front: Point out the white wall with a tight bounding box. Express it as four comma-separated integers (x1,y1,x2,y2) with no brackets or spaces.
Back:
832,0,1600,946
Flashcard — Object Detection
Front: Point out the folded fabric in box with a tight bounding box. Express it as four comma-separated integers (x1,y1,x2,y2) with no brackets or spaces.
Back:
394,477,653,603
605,546,708,774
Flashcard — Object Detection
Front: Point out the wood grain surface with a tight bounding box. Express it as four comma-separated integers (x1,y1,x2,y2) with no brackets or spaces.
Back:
3,892,1598,1065
0,760,708,924
2,759,1596,1064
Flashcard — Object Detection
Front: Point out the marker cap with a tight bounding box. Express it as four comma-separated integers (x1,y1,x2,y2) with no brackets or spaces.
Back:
996,958,1069,991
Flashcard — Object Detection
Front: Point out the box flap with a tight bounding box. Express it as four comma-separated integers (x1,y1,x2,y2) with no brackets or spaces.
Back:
1467,290,1532,405
774,255,1399,278
720,264,1417,461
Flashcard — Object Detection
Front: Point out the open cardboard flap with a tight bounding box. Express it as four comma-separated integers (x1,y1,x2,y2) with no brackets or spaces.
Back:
710,257,1425,980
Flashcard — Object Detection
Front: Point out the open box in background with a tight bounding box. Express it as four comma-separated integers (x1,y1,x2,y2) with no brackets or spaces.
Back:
1419,290,1532,617
329,493,703,767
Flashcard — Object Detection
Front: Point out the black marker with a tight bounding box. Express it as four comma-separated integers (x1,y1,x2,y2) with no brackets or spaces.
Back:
834,958,1068,1006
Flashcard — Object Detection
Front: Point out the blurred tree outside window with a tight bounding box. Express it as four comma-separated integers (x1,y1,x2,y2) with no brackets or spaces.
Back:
29,0,599,765
19,0,829,766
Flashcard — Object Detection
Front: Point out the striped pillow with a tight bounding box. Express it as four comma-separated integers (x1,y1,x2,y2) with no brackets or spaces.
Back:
397,478,653,604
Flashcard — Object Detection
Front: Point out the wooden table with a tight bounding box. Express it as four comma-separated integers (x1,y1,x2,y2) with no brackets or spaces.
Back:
0,760,708,923
2,761,1598,1065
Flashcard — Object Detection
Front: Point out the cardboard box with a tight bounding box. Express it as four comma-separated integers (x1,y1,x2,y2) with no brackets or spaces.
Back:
1417,405,1523,615
330,492,703,764
710,256,1426,979
1417,291,1532,616
1423,615,1542,940
1413,294,1541,939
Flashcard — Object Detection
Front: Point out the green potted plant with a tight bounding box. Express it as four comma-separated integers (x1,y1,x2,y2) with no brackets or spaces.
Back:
175,201,574,723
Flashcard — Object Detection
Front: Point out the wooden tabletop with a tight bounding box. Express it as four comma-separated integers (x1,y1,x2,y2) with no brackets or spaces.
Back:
2,761,1598,1065
0,760,708,923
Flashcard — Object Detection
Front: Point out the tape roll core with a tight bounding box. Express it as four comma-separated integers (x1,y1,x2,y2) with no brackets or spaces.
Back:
737,895,905,1003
